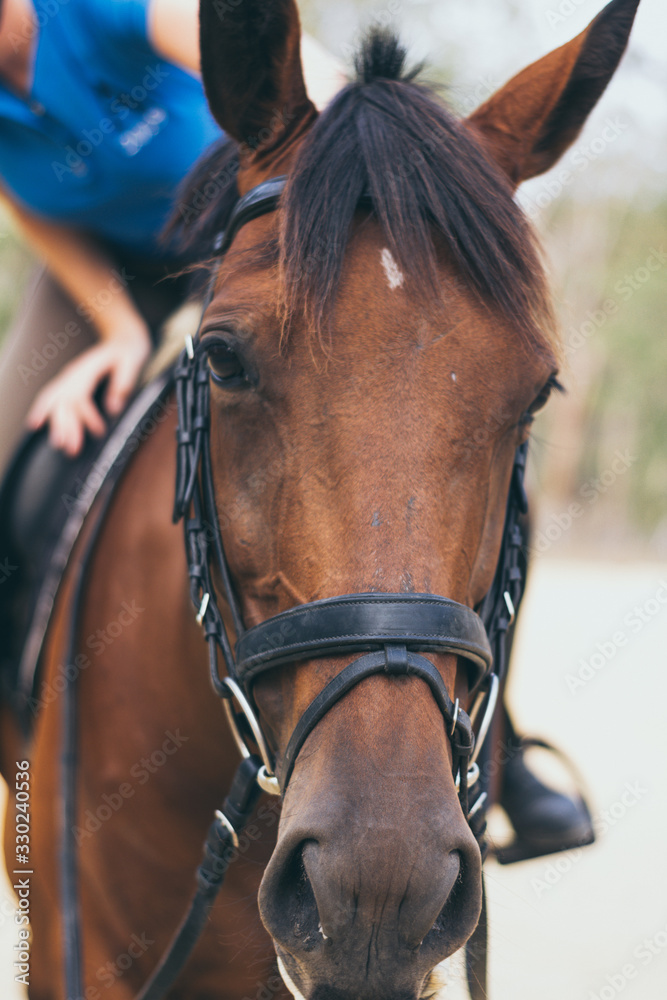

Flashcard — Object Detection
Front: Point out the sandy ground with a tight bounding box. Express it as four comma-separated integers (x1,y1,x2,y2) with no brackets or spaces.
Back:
1,557,666,999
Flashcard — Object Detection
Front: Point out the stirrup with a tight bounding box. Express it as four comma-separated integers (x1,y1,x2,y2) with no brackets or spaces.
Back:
493,823,595,865
491,736,596,866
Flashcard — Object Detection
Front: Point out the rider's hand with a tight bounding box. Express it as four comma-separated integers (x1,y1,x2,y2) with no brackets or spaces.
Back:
26,326,152,457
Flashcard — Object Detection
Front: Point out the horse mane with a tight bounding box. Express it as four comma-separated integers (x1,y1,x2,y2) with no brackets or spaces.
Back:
164,135,240,258
168,29,555,352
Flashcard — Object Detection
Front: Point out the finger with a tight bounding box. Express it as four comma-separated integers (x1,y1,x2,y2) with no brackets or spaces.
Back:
26,389,55,430
105,359,138,416
50,403,84,457
26,407,47,431
77,397,107,438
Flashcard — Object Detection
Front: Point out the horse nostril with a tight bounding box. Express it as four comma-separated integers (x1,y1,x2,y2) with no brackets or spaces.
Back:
266,842,322,952
421,851,479,957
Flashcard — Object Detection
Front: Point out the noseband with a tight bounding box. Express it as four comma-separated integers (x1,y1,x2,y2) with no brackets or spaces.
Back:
173,176,528,822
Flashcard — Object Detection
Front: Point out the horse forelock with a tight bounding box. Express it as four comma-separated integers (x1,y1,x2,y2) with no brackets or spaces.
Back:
169,28,557,361
280,29,557,354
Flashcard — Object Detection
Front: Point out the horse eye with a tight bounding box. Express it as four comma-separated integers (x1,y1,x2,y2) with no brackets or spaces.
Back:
206,343,246,386
520,374,563,426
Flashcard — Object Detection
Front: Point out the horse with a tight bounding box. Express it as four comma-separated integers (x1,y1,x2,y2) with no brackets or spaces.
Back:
1,0,639,997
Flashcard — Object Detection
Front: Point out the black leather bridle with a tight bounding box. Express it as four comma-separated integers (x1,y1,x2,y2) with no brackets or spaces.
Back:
171,176,527,813
62,176,529,1000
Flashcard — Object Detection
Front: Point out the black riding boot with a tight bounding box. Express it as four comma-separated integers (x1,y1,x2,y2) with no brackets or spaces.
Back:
496,711,595,863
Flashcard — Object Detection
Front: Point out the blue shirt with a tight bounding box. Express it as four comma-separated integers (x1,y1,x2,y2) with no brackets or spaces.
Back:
0,0,221,257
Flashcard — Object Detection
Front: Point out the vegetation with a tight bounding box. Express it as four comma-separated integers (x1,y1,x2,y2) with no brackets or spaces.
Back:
0,208,32,336
2,1,664,557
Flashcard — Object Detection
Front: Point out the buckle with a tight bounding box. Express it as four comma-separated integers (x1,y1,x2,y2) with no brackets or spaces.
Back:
196,592,210,626
503,591,515,627
469,673,500,766
220,677,281,796
215,809,239,849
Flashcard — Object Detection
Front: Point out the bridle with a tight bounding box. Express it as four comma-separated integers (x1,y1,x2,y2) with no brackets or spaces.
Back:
62,175,529,1000
172,176,527,816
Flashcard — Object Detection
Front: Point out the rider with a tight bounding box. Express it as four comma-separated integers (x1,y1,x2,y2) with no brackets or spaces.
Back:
0,0,591,860
0,0,342,465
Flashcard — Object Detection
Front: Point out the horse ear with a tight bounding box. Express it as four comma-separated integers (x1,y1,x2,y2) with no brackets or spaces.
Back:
198,0,316,157
466,0,640,186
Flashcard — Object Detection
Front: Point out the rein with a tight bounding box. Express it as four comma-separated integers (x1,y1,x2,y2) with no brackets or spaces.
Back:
60,177,528,1000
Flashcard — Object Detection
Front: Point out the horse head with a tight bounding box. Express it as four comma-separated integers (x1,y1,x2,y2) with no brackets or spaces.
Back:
186,1,639,997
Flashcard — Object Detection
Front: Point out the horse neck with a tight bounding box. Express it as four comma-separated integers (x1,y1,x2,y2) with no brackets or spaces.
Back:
74,397,239,801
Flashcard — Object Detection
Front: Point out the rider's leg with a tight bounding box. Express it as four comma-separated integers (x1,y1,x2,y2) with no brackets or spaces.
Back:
0,266,97,474
498,705,594,854
493,512,594,859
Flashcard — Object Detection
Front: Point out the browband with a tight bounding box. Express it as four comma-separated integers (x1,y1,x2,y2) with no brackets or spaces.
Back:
235,593,492,689
213,175,375,259
214,176,287,257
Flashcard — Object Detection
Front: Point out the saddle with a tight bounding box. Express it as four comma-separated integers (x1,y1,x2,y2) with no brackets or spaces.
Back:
0,374,172,732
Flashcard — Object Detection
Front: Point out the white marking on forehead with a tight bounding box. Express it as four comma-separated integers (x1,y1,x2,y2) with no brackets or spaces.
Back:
451,372,457,382
277,957,308,1000
380,247,405,290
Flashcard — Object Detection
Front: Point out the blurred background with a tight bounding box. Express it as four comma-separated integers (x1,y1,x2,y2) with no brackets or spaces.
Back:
299,0,667,559
1,0,665,998
1,0,665,553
